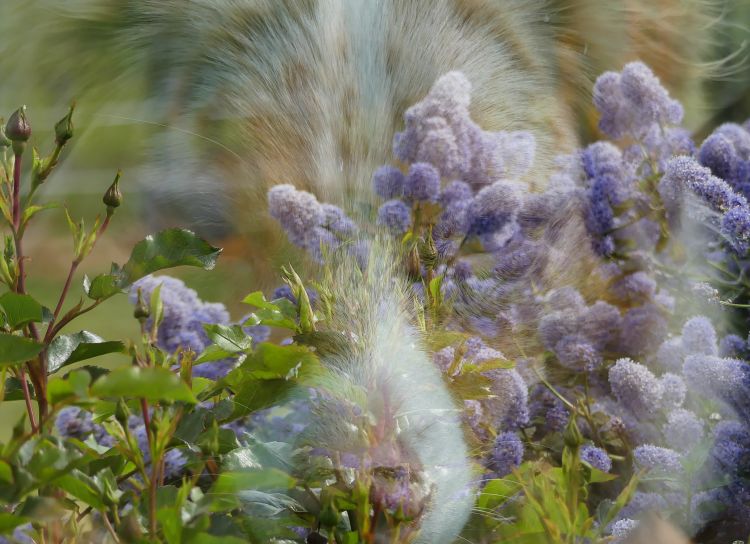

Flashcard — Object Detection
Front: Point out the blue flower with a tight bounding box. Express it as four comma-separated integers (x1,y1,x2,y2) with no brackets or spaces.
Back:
372,165,405,199
593,62,683,140
721,205,750,253
488,432,524,477
377,199,412,234
55,406,94,439
581,444,612,473
467,181,520,236
404,162,441,203
609,358,663,416
267,184,325,246
633,444,682,474
663,409,704,450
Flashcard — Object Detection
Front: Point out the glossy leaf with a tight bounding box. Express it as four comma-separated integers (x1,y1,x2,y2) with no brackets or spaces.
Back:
119,228,222,286
47,331,126,374
91,366,197,403
0,334,44,367
0,292,44,329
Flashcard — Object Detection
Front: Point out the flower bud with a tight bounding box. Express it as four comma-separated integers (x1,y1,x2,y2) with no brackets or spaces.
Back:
563,413,584,450
54,103,75,146
103,171,123,210
5,106,31,142
133,288,150,321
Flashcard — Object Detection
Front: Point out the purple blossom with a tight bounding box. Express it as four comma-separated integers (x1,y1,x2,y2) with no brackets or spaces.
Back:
610,272,656,304
0,523,33,544
654,337,686,372
483,367,529,430
699,132,737,183
488,432,524,477
130,276,230,355
711,420,750,476
659,373,686,409
529,385,569,432
439,180,472,206
617,491,669,521
719,334,747,358
581,445,612,472
377,200,412,234
721,204,750,253
554,335,602,372
321,204,357,235
664,409,704,450
610,519,639,543
680,316,718,356
372,165,405,199
55,406,94,439
633,444,682,474
267,184,325,246
618,303,668,356
404,162,441,203
609,358,663,416
593,62,683,140
435,197,471,238
467,181,520,236
546,287,586,312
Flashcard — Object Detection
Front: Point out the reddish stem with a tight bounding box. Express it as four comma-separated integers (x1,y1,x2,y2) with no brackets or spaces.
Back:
18,368,37,432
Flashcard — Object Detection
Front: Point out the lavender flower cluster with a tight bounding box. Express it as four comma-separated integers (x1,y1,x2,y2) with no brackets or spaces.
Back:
262,61,750,540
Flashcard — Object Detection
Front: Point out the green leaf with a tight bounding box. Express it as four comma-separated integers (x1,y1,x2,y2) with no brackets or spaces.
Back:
195,344,239,364
56,470,106,509
0,460,12,484
47,331,126,374
0,292,44,329
119,228,222,286
91,366,197,404
3,376,33,401
203,324,253,352
84,273,122,300
242,292,297,330
21,202,58,226
211,469,295,495
0,334,44,367
222,343,321,418
0,512,30,533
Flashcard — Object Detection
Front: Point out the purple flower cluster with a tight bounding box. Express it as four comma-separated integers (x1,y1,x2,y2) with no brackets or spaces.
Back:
268,184,357,259
393,71,534,185
538,291,621,371
370,71,538,251
593,61,683,140
130,275,265,380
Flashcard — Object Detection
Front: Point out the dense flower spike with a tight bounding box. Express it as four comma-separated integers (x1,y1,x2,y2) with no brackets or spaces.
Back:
488,432,524,477
580,445,612,473
593,62,682,140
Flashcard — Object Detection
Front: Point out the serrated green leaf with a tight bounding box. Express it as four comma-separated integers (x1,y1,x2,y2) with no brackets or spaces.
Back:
91,367,197,403
203,324,253,352
47,331,126,374
118,228,222,287
84,273,122,300
0,292,44,329
0,334,43,367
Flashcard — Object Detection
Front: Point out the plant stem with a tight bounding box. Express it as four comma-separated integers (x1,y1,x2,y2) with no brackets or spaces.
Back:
18,368,37,432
